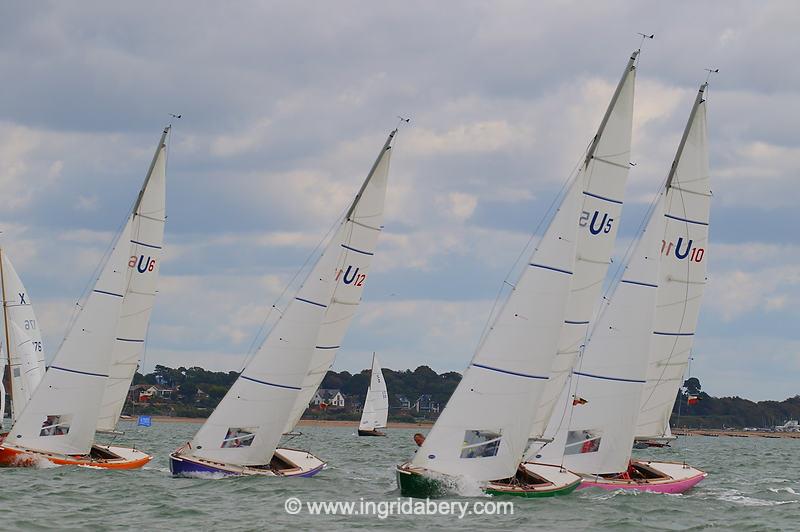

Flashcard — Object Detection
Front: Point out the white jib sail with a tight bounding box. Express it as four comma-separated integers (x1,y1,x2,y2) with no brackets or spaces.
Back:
96,128,168,432
188,235,340,466
538,195,666,474
411,171,581,482
2,252,47,421
530,51,638,442
359,354,388,431
8,220,133,455
636,84,711,440
282,131,394,434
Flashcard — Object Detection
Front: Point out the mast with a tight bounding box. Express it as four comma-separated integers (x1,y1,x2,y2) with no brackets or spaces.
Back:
132,126,170,215
584,50,639,168
0,247,12,409
665,83,707,190
345,129,396,222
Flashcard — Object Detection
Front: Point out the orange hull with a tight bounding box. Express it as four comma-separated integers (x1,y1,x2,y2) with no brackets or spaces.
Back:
0,445,152,470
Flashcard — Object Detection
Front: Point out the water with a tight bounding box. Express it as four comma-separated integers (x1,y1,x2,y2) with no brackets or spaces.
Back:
1,421,799,530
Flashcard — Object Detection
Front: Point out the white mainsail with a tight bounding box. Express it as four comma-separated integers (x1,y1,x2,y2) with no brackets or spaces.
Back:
282,131,394,434
1,252,47,421
359,354,388,432
530,51,638,441
96,128,168,432
636,84,711,440
188,131,396,466
412,51,639,483
8,221,133,455
538,195,666,474
187,228,340,465
412,174,580,482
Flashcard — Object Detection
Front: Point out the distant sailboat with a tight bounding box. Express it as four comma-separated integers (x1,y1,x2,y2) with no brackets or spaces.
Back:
396,51,639,499
0,250,47,424
0,127,170,468
534,83,711,494
169,130,396,477
358,354,388,437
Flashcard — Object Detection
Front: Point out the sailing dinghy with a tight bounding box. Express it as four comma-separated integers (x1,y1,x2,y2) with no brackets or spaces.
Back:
534,83,711,494
169,130,396,477
358,353,388,436
0,127,170,469
397,50,639,499
0,250,47,425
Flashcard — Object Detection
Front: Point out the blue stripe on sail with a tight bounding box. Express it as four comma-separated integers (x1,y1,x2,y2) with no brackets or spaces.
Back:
529,263,573,276
241,375,302,391
564,320,590,325
295,297,327,308
93,289,124,298
573,371,645,384
664,213,709,226
131,239,163,250
653,331,695,336
51,366,109,378
472,363,548,380
583,191,623,205
116,337,145,343
316,345,340,350
341,244,374,256
620,279,658,288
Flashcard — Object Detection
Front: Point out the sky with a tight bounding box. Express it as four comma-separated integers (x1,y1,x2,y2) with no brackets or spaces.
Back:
0,1,798,401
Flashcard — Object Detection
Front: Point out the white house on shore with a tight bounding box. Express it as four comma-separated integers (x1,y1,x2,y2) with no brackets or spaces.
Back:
310,389,345,408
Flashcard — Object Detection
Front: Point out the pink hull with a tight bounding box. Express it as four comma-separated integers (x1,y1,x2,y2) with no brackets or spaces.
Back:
578,472,706,494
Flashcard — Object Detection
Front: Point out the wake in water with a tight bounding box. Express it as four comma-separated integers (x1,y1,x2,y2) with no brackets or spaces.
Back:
713,487,799,507
419,470,488,498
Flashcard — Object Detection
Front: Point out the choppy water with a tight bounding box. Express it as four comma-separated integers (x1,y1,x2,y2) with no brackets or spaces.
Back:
1,421,799,530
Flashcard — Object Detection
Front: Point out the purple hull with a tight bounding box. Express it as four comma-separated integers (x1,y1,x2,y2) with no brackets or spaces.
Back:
169,453,324,478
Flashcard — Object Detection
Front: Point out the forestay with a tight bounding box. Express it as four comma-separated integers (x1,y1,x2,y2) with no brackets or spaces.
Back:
538,195,666,474
1,252,47,421
359,354,388,431
282,131,394,434
96,128,168,432
530,51,638,442
8,221,133,455
636,84,711,440
187,234,341,465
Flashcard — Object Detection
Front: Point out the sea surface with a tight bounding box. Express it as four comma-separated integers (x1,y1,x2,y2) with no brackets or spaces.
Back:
1,421,799,531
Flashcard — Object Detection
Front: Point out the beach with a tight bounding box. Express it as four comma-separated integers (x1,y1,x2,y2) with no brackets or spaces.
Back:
146,416,433,429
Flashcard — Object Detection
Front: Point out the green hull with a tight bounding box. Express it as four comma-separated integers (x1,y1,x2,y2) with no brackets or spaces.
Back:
397,467,451,498
397,466,580,499
483,479,580,498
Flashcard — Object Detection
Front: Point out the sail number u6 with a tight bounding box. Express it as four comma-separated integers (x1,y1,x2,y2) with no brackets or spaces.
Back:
129,255,157,273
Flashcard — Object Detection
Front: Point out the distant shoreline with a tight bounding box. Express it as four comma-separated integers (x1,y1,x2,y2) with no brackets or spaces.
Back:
138,416,434,429
675,428,800,440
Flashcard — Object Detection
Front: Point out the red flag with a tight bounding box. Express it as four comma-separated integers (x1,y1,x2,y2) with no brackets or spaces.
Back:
687,395,699,405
